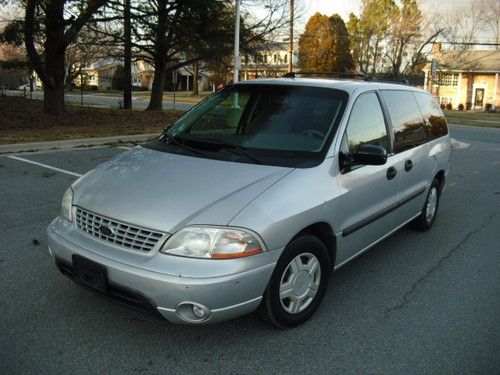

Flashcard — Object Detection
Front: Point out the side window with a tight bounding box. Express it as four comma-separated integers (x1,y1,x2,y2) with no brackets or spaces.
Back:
381,90,427,153
414,92,448,141
344,92,389,156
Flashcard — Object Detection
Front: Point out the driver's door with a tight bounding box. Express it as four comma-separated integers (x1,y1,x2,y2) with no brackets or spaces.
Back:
335,91,401,265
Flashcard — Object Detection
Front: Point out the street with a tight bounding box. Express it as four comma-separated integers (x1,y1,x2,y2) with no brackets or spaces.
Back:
4,90,195,111
0,125,499,374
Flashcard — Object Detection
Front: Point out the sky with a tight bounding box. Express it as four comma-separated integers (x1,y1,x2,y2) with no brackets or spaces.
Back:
300,0,363,22
299,0,474,25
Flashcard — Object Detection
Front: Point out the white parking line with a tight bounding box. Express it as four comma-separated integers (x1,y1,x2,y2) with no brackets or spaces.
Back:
7,155,83,177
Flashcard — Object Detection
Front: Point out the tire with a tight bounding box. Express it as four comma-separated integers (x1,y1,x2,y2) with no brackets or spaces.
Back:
259,235,330,328
410,178,440,231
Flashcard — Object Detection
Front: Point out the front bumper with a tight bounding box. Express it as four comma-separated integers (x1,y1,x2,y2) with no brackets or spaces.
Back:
47,217,280,324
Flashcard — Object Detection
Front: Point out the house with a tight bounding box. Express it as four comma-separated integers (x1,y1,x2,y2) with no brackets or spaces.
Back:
75,59,154,90
242,42,298,80
423,44,500,111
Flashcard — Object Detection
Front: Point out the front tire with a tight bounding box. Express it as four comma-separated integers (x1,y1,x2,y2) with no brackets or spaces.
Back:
259,235,330,328
410,178,440,231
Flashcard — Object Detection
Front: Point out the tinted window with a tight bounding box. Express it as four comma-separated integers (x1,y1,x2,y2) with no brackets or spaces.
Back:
414,92,448,140
381,90,427,153
345,92,389,155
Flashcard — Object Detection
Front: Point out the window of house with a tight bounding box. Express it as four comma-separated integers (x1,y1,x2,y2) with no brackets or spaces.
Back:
436,73,458,86
438,96,455,105
284,54,288,64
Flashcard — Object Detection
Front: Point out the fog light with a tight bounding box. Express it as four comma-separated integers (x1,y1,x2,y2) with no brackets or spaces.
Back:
192,305,206,318
176,302,211,323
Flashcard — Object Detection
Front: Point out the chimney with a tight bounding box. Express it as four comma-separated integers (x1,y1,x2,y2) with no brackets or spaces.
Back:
432,42,441,55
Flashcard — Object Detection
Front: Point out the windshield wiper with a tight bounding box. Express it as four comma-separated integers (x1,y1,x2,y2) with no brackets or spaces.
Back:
161,135,208,157
195,137,262,165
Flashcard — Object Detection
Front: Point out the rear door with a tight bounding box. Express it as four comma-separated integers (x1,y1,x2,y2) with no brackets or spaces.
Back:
379,90,434,224
336,91,401,265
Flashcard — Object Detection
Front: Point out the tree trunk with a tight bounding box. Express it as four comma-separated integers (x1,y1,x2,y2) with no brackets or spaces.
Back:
147,59,166,111
43,48,66,115
146,0,168,111
43,0,66,115
123,0,132,109
192,62,199,95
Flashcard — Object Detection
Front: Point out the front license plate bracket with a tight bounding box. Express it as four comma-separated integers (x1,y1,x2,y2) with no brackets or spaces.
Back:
72,254,107,293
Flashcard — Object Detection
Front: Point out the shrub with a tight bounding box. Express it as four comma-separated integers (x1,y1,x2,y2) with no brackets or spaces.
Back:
466,102,472,110
440,103,446,109
485,103,493,112
446,103,452,110
458,103,464,111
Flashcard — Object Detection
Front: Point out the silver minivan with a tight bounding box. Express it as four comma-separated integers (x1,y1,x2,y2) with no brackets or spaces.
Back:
47,76,451,328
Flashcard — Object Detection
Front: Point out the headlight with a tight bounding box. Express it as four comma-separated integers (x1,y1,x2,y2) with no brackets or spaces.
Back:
61,187,73,222
160,226,265,259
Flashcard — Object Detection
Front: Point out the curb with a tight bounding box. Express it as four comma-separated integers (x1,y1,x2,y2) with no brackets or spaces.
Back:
0,133,158,154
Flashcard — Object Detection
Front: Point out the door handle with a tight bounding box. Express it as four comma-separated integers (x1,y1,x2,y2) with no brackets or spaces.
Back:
405,160,413,172
386,166,397,180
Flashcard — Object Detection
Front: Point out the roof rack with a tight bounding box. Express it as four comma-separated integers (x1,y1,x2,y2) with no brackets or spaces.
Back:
282,71,413,85
283,71,371,80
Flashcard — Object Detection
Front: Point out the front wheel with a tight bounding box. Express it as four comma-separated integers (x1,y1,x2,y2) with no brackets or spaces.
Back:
259,235,330,328
410,178,440,231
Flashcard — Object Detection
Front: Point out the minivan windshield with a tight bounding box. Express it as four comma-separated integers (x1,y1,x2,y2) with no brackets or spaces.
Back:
147,84,348,167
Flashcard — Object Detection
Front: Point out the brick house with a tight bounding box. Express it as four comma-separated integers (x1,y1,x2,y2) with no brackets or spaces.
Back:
423,46,500,111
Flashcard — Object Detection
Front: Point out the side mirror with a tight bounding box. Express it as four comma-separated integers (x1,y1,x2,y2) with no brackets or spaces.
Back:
353,144,387,165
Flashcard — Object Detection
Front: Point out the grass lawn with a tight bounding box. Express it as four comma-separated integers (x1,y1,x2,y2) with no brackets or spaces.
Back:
0,96,184,144
444,110,500,128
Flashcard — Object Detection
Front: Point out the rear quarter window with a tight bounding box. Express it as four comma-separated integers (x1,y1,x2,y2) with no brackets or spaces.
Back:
413,92,448,141
380,90,427,153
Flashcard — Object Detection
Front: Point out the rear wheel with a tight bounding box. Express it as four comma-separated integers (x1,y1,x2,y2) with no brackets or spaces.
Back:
259,235,330,328
410,178,440,231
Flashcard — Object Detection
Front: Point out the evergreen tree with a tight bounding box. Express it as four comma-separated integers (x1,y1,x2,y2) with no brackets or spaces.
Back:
298,13,354,72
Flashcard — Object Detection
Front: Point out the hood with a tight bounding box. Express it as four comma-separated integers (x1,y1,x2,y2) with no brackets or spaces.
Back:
73,147,292,233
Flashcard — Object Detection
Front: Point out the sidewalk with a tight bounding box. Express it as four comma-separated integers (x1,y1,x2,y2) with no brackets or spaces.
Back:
0,133,158,154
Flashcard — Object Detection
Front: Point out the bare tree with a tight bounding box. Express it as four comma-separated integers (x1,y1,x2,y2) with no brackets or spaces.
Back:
441,0,486,51
24,0,108,115
478,0,500,49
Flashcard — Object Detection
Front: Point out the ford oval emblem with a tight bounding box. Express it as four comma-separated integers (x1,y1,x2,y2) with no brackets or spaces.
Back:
99,225,113,236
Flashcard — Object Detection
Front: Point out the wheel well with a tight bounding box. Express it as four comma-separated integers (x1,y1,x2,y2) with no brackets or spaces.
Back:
293,222,336,265
435,170,446,194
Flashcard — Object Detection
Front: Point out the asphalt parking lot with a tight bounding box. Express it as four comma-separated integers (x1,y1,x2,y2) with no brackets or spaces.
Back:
1,126,499,374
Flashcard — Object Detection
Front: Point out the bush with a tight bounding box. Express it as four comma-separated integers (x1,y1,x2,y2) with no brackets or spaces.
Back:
458,103,464,111
446,103,452,110
466,102,472,110
485,103,493,112
440,103,446,109
90,85,98,91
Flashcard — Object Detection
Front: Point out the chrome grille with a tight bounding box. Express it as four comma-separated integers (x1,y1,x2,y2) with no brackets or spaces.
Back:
75,207,164,252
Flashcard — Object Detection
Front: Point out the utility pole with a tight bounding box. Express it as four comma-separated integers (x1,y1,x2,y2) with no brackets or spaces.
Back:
288,0,294,73
233,0,241,83
123,0,132,109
